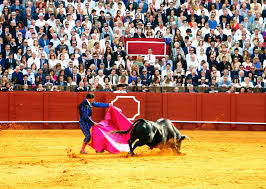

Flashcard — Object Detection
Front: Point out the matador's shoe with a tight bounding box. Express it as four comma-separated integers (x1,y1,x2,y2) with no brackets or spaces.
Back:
80,150,88,154
95,150,104,153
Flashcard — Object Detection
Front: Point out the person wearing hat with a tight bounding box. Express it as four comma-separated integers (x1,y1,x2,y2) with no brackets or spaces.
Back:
36,13,46,27
54,37,68,53
114,83,127,93
78,93,111,154
82,15,92,30
8,11,18,26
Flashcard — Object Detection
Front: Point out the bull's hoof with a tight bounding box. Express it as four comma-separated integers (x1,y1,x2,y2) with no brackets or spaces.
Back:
128,152,135,156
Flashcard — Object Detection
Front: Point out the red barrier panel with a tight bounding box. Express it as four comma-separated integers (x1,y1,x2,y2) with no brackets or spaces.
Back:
166,93,198,130
166,93,197,121
47,92,78,121
201,93,231,130
145,93,163,121
15,92,44,121
235,94,265,123
0,93,9,121
0,92,265,131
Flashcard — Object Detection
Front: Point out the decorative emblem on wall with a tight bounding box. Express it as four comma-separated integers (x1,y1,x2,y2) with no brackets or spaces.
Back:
111,96,140,121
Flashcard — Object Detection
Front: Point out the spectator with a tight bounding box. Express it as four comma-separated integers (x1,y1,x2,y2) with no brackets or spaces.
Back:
218,76,232,88
226,86,235,93
186,84,198,93
12,66,23,85
241,77,254,88
144,48,156,66
0,0,263,94
207,85,219,93
75,82,88,92
56,75,67,86
114,83,127,93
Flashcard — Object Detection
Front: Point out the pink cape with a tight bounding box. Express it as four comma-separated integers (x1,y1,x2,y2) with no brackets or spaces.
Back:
89,106,132,153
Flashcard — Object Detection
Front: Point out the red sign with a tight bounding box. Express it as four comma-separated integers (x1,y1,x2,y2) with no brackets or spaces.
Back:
124,38,169,59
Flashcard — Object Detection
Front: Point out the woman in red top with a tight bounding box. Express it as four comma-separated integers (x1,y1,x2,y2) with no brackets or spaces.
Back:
115,10,124,22
231,17,239,31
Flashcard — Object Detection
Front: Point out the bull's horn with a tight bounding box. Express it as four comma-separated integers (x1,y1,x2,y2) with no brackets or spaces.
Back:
184,135,191,141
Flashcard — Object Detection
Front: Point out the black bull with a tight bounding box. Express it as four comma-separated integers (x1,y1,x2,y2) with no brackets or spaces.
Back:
112,118,190,155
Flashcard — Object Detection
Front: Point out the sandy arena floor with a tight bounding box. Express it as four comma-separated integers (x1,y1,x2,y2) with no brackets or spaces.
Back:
0,130,265,189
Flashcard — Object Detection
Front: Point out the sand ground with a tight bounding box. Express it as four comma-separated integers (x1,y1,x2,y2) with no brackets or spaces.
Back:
0,130,265,189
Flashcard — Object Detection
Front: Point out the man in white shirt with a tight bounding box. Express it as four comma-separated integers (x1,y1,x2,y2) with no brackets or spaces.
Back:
100,34,111,51
85,0,96,9
27,52,40,69
196,5,209,17
82,16,92,31
96,70,105,86
35,13,46,27
241,77,254,88
235,24,251,41
47,14,56,28
186,46,197,63
218,5,233,17
154,21,167,36
250,29,264,43
144,48,156,66
26,68,35,84
27,32,37,47
187,55,199,71
114,2,126,17
63,14,75,30
95,2,105,16
50,33,60,49
201,22,211,38
161,63,173,78
192,35,201,48
179,20,189,38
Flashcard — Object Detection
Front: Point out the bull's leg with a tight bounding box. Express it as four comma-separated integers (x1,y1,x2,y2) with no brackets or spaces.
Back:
148,144,154,149
128,139,134,155
173,134,177,149
131,140,146,155
128,136,137,155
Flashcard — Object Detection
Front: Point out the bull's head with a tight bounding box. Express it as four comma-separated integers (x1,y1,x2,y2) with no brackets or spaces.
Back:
176,135,190,153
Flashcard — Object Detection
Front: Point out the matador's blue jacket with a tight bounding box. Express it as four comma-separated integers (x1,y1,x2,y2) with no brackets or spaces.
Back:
78,99,109,125
78,100,109,144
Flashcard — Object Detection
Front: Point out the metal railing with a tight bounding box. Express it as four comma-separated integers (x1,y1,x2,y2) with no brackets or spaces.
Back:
9,85,266,93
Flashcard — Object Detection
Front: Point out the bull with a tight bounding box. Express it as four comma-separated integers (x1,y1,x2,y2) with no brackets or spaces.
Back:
112,118,190,155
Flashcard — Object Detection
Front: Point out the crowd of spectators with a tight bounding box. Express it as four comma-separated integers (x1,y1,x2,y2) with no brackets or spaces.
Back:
0,0,265,93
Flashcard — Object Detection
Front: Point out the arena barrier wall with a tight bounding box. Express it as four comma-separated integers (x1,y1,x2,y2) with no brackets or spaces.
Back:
0,92,265,131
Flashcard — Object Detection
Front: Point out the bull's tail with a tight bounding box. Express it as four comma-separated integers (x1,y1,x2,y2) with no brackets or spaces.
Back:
112,119,146,135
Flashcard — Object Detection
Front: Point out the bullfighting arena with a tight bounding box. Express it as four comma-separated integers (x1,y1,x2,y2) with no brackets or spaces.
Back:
0,129,265,189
